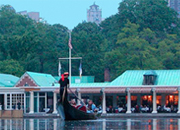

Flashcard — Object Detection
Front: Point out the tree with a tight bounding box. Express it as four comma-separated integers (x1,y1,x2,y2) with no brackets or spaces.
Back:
118,0,180,34
0,59,24,77
72,22,105,81
105,21,163,79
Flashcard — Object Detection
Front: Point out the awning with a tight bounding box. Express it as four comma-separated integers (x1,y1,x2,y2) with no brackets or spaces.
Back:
129,87,152,93
104,87,126,93
54,88,76,93
155,87,177,93
79,88,101,93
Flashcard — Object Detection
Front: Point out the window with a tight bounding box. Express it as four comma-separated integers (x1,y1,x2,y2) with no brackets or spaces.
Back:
143,75,156,85
12,94,24,110
24,82,29,86
143,70,157,85
7,94,10,109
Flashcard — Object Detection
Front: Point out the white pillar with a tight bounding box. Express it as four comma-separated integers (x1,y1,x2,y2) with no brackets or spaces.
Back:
10,94,12,110
4,94,7,110
53,93,57,114
102,91,106,114
29,91,34,113
152,89,157,113
177,88,180,113
77,92,81,105
45,92,47,109
126,89,131,113
24,93,26,113
37,92,39,113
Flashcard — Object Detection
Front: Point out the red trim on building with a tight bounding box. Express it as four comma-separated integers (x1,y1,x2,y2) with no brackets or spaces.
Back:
104,87,126,93
155,87,177,93
54,88,76,94
129,87,152,93
15,75,37,87
79,88,101,93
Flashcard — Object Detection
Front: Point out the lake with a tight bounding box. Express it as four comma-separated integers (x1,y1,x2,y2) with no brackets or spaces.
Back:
0,118,179,130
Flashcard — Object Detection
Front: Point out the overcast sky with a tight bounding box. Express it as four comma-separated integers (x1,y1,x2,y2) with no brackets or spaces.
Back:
1,0,122,29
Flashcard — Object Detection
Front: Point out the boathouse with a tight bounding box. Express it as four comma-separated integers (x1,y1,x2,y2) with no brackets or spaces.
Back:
0,69,180,115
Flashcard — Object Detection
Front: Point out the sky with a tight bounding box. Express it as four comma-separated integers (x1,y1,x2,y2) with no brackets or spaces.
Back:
1,0,122,29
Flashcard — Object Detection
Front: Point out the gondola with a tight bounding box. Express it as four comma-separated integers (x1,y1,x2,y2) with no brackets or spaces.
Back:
56,88,97,120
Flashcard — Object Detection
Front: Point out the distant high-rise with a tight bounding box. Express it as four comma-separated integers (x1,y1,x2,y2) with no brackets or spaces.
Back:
87,3,102,24
18,11,40,21
168,0,180,18
27,12,40,21
18,11,46,23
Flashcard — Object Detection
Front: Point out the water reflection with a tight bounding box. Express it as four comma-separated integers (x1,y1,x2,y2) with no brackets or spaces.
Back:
0,118,180,130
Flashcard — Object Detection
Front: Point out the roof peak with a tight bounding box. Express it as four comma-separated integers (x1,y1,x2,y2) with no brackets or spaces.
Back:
26,71,51,76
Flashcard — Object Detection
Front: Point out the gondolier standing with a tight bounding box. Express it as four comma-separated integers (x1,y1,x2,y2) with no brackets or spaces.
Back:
59,72,69,101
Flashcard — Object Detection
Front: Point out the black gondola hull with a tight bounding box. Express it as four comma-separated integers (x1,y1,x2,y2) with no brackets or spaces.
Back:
57,89,97,120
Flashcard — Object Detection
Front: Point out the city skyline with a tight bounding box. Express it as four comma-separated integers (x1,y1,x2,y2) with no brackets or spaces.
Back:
1,0,121,29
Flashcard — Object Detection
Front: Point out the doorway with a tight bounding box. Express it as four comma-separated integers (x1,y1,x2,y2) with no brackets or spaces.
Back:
0,94,4,110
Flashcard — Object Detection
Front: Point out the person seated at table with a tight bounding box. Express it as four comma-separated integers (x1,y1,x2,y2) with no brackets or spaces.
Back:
131,107,135,113
70,99,76,108
118,105,123,113
114,105,119,113
135,105,140,113
164,105,171,112
86,100,97,113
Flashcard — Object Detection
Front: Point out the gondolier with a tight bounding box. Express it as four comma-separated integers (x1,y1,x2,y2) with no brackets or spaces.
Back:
59,72,69,101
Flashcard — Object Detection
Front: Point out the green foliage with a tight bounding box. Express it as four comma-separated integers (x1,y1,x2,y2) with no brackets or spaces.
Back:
104,22,163,79
118,0,179,34
0,59,24,77
0,5,68,77
72,22,104,81
1,2,180,82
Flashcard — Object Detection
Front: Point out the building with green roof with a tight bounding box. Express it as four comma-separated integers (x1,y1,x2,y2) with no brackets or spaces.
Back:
1,69,180,115
0,74,19,87
110,70,180,86
14,71,58,87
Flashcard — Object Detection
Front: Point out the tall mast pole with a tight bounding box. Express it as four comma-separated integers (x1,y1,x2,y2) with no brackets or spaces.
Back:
69,31,71,87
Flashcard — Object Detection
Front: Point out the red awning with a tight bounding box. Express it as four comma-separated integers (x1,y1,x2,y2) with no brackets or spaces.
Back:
54,88,76,93
104,87,126,93
129,87,152,93
155,87,177,93
79,88,101,93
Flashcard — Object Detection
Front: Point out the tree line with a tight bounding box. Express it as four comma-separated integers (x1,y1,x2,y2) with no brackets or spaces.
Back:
0,0,180,81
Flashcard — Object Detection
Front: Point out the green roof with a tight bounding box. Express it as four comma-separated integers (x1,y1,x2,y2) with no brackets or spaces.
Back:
26,72,57,87
54,76,94,83
0,74,19,87
144,70,157,76
110,70,180,86
70,83,109,88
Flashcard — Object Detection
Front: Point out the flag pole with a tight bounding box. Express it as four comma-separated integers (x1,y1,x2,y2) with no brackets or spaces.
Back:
69,31,71,87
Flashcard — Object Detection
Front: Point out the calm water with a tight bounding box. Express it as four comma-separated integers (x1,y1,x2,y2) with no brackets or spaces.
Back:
0,118,179,130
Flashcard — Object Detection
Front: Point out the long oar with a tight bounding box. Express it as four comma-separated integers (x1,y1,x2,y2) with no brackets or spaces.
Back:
68,87,86,106
62,87,66,103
